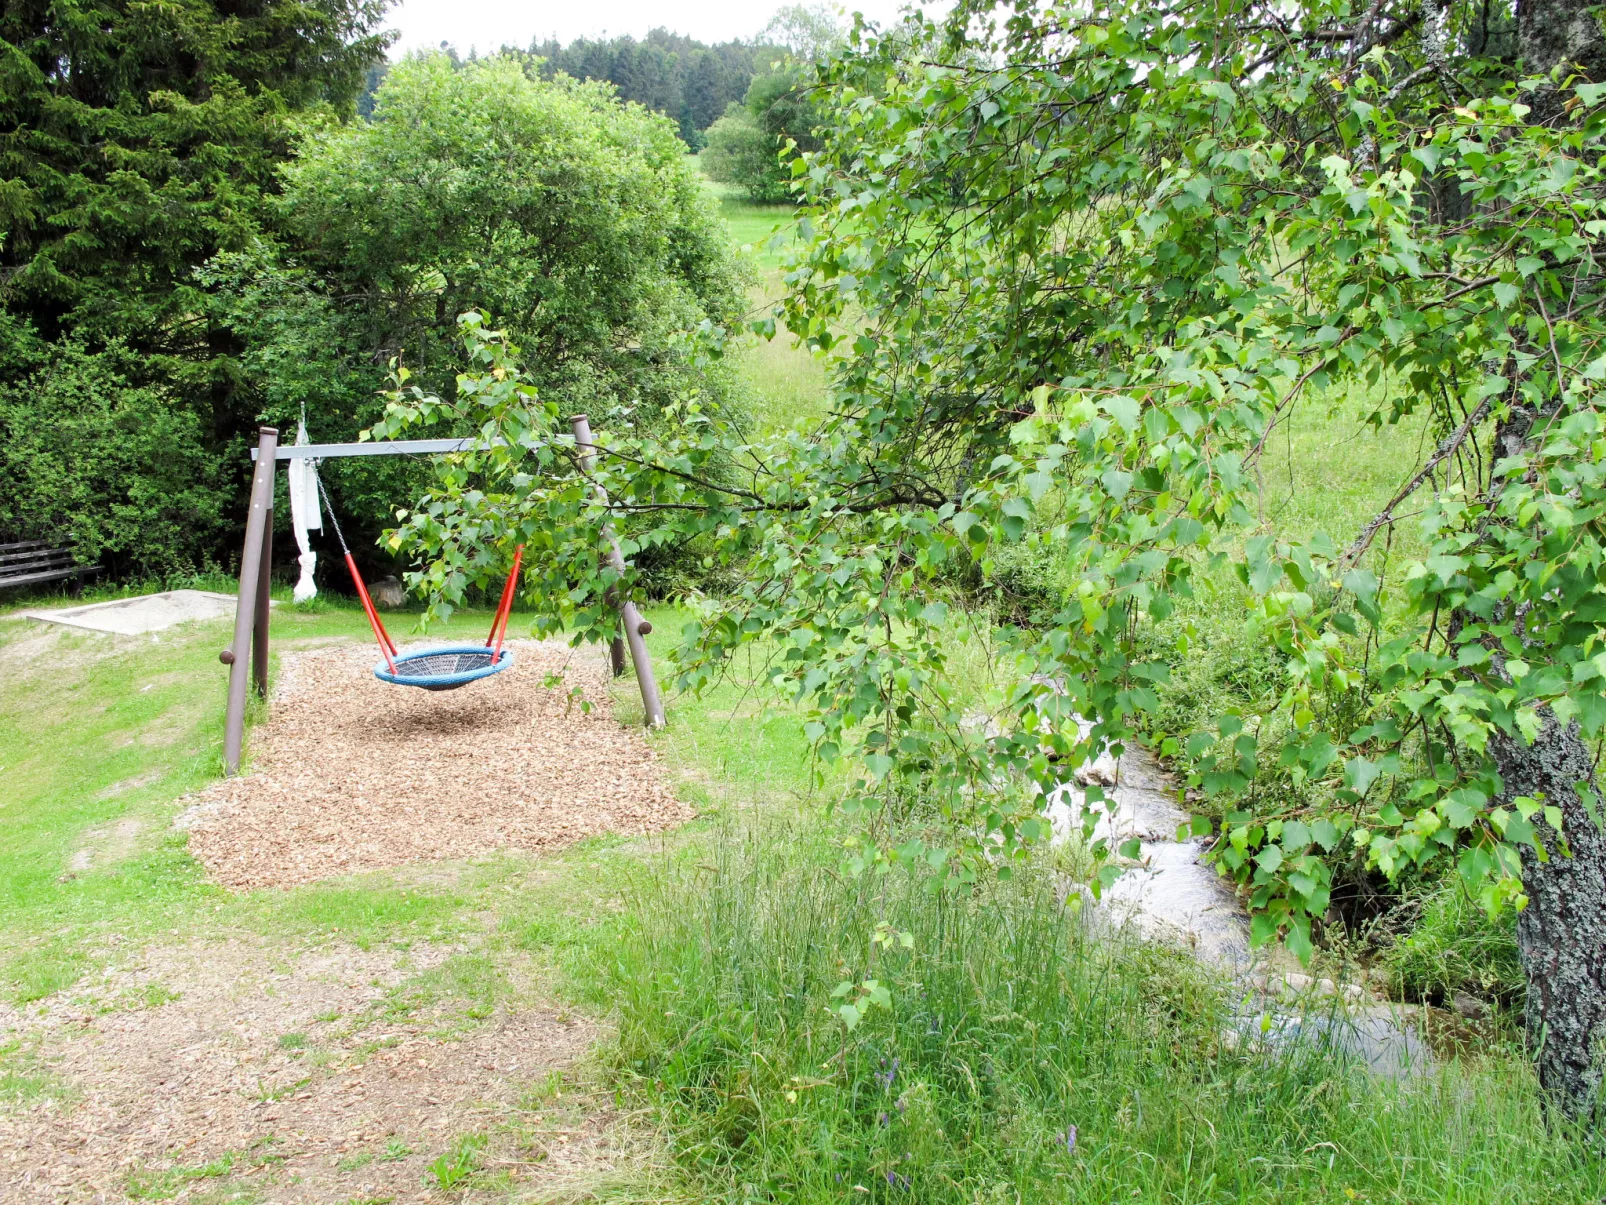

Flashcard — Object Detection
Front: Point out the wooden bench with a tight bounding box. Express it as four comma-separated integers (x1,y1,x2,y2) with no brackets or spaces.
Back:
0,540,102,592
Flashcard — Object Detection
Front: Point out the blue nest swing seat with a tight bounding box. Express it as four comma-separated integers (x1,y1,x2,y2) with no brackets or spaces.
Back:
374,643,517,691
318,477,524,692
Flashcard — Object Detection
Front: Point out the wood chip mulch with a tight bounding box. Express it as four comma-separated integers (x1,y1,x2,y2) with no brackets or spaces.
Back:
185,639,689,890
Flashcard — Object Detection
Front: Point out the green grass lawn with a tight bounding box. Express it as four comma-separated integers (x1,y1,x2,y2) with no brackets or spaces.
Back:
691,154,833,436
2,586,1602,1202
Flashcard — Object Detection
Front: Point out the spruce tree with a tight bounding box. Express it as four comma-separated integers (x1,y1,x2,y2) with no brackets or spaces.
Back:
0,0,389,347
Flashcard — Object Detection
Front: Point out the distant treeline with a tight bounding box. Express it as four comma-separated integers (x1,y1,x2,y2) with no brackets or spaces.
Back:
361,29,789,147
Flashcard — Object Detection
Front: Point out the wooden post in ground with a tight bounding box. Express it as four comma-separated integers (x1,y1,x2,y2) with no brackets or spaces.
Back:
223,426,279,775
252,476,275,697
570,414,666,728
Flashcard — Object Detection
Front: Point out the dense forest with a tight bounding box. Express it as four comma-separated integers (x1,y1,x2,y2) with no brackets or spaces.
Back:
358,5,840,148
359,32,780,146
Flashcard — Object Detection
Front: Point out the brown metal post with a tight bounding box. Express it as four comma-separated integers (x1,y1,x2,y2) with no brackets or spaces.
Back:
252,485,274,697
223,426,279,775
571,414,666,728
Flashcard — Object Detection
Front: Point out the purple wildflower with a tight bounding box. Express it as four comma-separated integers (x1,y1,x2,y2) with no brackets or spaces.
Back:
1063,1124,1078,1155
875,1058,901,1090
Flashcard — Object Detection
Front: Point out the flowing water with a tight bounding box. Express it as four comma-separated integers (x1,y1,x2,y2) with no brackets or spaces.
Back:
1044,735,1432,1077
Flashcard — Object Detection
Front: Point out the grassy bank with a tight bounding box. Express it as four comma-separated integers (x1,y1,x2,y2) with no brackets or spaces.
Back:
536,750,1604,1204
553,622,1606,1204
598,869,1593,1203
3,585,1603,1201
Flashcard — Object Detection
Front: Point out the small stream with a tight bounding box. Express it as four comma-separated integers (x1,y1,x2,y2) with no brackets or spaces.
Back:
1042,736,1433,1078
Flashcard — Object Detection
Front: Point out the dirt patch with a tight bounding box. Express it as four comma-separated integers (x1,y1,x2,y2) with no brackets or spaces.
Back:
94,774,161,802
64,819,143,875
0,940,603,1202
184,640,691,891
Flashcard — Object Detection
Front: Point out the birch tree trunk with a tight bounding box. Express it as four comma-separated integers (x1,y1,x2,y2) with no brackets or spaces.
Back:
1474,0,1606,1123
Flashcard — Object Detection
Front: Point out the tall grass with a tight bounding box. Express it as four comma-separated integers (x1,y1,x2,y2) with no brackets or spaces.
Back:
557,812,1605,1204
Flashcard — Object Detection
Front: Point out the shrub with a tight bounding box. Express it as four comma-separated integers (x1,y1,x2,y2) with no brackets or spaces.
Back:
699,70,823,202
0,326,229,578
1383,880,1526,1009
701,104,788,202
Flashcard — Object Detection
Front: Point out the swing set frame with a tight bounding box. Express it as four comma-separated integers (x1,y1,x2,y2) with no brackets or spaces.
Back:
221,422,666,776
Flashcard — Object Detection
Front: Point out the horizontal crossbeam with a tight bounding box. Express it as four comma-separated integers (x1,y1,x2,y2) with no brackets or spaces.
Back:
0,547,73,568
253,437,509,462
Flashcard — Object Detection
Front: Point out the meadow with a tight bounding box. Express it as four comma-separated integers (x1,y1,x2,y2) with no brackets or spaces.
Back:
0,181,1597,1204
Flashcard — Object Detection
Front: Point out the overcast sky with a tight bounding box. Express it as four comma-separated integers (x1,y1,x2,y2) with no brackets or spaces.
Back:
385,0,924,58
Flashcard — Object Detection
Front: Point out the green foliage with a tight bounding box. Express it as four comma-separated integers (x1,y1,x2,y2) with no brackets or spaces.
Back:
524,7,842,146
426,1133,486,1190
0,0,388,342
124,1151,235,1200
201,243,434,565
0,322,229,573
204,54,752,558
701,68,825,202
556,813,1606,1203
1383,880,1526,1007
265,53,746,420
0,0,389,573
385,0,1606,1020
529,29,781,145
701,104,786,202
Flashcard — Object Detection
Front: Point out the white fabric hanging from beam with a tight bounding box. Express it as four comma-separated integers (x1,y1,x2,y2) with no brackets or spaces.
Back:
287,421,322,602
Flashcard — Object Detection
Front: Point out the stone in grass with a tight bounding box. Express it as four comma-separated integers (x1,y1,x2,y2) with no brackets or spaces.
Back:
370,578,407,610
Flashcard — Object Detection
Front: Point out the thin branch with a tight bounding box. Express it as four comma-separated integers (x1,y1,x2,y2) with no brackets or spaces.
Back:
1343,392,1494,567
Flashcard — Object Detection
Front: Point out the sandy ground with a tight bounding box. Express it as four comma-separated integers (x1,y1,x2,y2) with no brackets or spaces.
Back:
184,639,691,890
22,592,257,637
0,939,620,1203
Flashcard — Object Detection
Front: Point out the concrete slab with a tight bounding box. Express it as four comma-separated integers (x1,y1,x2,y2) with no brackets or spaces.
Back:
22,590,273,636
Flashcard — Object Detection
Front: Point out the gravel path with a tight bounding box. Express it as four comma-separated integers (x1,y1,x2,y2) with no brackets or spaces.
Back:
0,940,607,1203
185,639,690,890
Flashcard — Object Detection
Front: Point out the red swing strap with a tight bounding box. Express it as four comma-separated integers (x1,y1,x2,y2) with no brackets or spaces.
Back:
486,545,524,663
317,477,399,674
348,553,399,674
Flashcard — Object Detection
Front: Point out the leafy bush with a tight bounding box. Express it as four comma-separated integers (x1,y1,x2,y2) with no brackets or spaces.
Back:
700,69,823,202
1383,881,1526,1009
272,54,747,419
701,104,787,202
0,325,229,577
